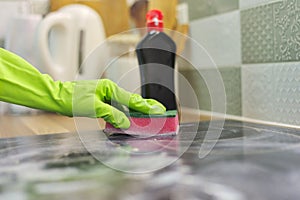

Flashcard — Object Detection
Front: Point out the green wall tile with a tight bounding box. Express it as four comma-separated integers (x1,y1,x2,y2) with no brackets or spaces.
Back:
179,67,241,116
221,67,242,116
179,0,239,21
241,4,274,63
241,0,300,63
273,0,300,62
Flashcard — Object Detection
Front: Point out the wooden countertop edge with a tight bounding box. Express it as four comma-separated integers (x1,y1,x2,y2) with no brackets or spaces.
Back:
1,108,300,138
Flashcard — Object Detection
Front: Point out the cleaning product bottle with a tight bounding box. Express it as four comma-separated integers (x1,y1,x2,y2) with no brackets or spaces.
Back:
136,9,177,110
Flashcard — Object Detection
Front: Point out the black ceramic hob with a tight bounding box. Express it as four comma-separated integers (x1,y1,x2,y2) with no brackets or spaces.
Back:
1,120,300,199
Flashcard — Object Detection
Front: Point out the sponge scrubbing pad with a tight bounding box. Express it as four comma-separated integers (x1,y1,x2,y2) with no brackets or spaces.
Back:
104,110,179,136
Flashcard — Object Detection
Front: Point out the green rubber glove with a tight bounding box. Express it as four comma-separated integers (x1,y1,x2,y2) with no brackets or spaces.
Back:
0,48,166,129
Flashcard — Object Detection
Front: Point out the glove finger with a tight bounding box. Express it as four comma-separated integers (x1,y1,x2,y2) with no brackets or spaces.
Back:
95,100,130,129
128,94,166,114
97,79,166,115
145,99,167,114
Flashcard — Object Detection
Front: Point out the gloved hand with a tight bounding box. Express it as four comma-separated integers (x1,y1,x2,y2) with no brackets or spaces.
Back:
0,48,166,129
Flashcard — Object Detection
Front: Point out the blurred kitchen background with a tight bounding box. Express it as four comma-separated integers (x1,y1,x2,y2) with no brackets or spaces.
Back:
0,0,299,127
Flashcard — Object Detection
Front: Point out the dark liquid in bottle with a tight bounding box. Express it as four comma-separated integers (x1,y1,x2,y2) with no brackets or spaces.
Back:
136,31,177,110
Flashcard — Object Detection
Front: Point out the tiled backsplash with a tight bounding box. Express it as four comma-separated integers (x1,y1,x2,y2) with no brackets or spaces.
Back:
179,66,241,116
272,63,300,124
241,3,274,63
242,64,274,121
179,0,300,125
241,0,300,63
273,0,300,62
242,62,300,125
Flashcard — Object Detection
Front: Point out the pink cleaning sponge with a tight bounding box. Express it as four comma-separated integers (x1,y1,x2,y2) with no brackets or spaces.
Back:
104,110,179,136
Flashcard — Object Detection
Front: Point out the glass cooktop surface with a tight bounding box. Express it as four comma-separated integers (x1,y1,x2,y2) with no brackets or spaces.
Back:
1,120,300,199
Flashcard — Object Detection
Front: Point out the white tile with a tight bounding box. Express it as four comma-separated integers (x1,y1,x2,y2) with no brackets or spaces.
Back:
242,64,274,121
242,62,300,125
189,11,241,69
272,63,300,125
239,0,281,9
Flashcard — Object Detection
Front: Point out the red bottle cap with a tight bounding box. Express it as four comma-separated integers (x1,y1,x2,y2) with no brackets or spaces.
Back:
146,9,163,31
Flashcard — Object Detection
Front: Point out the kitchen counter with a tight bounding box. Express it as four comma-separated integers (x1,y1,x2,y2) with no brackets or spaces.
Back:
1,118,300,199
